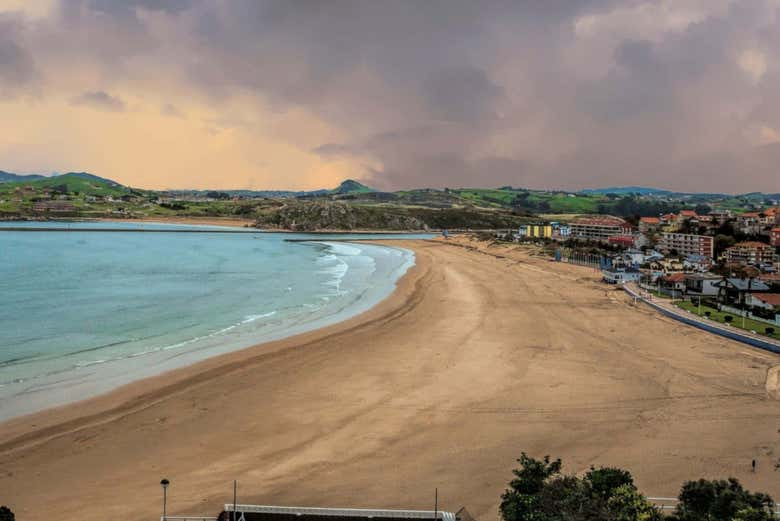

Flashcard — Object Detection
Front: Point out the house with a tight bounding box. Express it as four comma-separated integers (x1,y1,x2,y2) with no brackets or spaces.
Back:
707,209,732,224
602,267,642,284
684,274,722,297
723,241,774,267
679,209,698,221
658,232,714,259
639,216,661,233
607,234,638,248
551,222,571,238
217,505,459,521
615,249,652,267
655,257,684,273
745,293,780,312
716,278,771,306
570,216,630,241
764,207,780,225
735,212,762,235
659,272,687,295
771,227,780,247
683,254,713,272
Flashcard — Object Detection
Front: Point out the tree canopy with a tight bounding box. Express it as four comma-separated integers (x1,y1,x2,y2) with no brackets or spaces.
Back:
499,454,775,521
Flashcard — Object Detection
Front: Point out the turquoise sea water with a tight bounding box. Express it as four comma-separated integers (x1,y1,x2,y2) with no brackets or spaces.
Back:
0,222,430,420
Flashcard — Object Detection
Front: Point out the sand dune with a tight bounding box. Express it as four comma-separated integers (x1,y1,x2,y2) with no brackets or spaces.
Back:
1,238,778,521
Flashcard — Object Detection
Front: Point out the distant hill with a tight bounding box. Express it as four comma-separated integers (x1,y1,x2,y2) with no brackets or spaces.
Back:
580,186,673,196
332,179,375,194
0,171,46,183
62,172,122,186
0,170,122,187
0,172,134,197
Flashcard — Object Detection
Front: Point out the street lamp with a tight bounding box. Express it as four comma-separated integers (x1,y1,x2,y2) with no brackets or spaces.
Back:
161,478,170,521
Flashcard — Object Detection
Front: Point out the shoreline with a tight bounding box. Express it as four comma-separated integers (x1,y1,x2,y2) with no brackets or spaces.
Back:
1,216,443,234
2,238,779,521
0,237,417,423
0,240,428,446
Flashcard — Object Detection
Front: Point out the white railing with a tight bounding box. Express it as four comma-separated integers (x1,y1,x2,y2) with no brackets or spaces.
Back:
160,517,217,521
648,497,780,517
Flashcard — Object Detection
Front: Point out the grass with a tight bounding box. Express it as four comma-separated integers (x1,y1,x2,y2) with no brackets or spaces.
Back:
674,301,779,340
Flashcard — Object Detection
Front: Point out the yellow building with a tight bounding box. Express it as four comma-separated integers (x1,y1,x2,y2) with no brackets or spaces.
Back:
528,224,552,238
518,223,554,239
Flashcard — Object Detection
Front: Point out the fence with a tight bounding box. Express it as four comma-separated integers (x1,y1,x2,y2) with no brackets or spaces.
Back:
555,249,604,269
623,284,780,355
648,497,780,517
719,304,780,327
160,517,217,521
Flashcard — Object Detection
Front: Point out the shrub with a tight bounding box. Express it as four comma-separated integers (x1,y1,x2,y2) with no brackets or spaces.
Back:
704,311,711,318
724,315,733,323
765,327,775,336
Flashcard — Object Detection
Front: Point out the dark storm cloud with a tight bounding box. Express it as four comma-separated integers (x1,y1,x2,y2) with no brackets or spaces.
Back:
8,0,780,191
70,90,126,111
0,15,39,95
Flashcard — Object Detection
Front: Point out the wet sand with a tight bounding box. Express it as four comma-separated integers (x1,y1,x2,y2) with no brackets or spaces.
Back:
1,238,778,521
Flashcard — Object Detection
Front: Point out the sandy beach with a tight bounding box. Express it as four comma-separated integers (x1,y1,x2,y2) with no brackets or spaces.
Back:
1,238,778,521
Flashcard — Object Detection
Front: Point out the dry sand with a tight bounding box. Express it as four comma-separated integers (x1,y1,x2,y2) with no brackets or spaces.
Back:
1,237,779,521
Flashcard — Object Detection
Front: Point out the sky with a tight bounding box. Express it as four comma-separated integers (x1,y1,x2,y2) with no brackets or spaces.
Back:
1,1,780,192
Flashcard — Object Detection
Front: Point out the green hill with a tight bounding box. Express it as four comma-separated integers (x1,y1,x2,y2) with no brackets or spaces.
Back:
10,173,131,196
0,171,46,183
332,179,375,194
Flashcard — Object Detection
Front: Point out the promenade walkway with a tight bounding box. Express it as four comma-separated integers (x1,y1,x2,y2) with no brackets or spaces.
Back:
622,282,780,355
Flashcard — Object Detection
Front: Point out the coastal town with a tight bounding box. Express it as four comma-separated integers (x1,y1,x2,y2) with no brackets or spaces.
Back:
495,207,780,339
6,1,780,520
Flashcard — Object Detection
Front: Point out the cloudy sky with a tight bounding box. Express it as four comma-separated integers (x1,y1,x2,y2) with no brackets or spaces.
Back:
1,0,779,192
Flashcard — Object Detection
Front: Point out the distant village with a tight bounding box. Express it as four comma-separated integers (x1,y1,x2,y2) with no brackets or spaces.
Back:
499,208,780,334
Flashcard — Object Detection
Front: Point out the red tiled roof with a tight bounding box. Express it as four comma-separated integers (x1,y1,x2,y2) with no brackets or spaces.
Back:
680,210,697,216
640,217,660,223
661,213,677,220
752,293,780,306
741,212,760,217
730,241,772,248
662,273,687,282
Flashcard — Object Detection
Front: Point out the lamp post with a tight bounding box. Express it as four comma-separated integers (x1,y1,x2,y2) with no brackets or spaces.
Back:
160,478,170,521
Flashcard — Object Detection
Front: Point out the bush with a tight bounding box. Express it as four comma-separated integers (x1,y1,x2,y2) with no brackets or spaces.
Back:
765,327,775,336
704,311,711,318
724,315,733,323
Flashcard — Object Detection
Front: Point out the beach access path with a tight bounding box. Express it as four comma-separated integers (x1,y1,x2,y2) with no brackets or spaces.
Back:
622,282,780,354
0,238,778,521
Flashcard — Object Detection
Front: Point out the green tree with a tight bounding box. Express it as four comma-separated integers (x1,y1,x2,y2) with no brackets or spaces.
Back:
0,506,15,521
500,455,660,521
500,453,562,521
586,467,634,499
608,484,662,521
669,478,775,521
